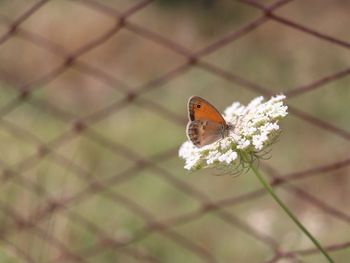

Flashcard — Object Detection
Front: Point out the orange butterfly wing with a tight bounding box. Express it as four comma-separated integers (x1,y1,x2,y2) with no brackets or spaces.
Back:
188,96,226,124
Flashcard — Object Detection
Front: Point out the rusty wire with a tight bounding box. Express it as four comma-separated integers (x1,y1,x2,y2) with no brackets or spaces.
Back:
0,0,349,262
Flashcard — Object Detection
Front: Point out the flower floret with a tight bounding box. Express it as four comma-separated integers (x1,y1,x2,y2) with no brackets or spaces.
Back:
179,94,288,171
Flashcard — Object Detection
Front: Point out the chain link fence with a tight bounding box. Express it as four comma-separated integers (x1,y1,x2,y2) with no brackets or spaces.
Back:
0,0,349,262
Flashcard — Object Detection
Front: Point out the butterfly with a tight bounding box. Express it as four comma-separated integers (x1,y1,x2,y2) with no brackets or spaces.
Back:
186,96,233,147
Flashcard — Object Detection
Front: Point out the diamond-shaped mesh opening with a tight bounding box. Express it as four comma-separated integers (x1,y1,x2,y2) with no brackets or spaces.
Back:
2,101,69,143
204,20,350,93
0,36,63,87
270,114,350,173
24,159,87,196
129,0,261,51
21,0,117,53
53,135,136,181
73,193,146,233
37,67,125,118
289,76,350,129
172,211,273,262
80,28,186,87
112,169,200,220
276,0,350,43
90,103,183,156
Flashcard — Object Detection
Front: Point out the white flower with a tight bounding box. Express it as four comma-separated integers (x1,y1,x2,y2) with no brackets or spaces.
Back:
218,149,238,164
179,94,288,172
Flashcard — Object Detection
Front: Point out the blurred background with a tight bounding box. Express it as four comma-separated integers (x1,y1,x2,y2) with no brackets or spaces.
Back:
0,0,349,262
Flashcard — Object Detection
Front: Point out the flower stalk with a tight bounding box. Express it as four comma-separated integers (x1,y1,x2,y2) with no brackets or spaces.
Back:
243,152,333,263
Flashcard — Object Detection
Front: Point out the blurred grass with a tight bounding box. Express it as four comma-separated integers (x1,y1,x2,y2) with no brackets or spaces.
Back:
0,0,349,262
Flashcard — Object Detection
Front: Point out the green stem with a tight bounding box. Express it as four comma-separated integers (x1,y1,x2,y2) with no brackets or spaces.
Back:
244,154,333,262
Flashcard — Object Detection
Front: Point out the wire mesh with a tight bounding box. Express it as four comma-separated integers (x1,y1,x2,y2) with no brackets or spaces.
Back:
0,0,349,262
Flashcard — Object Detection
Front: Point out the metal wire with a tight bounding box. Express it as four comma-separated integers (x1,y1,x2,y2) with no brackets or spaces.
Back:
0,0,349,262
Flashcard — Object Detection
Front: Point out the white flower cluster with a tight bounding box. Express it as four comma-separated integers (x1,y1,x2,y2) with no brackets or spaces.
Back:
179,95,288,171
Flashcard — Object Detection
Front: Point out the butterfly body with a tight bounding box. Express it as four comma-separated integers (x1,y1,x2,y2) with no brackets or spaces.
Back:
186,96,232,147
